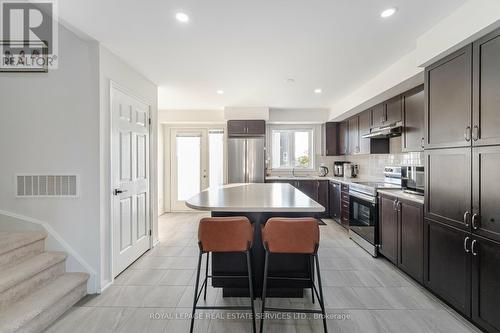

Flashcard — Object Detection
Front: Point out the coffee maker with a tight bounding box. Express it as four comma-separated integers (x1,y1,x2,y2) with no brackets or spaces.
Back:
333,161,348,177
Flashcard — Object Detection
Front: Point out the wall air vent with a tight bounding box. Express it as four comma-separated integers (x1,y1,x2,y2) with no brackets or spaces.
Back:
16,175,78,197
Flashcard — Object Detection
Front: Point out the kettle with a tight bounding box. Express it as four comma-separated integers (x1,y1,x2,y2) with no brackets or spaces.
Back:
318,163,329,177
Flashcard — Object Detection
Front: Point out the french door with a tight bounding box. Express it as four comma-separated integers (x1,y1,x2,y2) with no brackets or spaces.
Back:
170,128,225,211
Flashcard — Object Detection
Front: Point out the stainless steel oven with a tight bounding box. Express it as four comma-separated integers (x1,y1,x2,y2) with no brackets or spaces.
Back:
349,191,378,257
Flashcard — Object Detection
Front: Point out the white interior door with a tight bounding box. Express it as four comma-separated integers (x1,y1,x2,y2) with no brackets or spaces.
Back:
111,85,151,277
170,129,209,211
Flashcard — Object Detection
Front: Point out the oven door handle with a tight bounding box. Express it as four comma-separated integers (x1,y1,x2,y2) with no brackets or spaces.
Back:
349,191,377,204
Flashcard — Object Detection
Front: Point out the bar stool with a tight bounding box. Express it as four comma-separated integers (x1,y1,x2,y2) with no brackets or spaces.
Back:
260,217,327,333
190,216,256,333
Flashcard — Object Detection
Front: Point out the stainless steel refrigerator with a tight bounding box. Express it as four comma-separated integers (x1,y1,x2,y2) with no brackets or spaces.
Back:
228,137,265,183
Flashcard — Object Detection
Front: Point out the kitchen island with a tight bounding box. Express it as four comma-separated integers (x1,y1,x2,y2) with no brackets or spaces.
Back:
186,183,325,297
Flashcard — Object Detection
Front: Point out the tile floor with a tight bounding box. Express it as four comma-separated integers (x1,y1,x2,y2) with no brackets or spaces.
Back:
46,213,479,333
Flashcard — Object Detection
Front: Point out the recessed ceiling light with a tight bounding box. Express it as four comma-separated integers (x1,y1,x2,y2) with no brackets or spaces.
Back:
175,12,190,23
286,78,295,83
216,90,224,95
314,88,323,94
380,7,397,18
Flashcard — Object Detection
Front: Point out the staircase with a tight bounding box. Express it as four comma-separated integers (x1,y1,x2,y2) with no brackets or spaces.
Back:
0,231,89,333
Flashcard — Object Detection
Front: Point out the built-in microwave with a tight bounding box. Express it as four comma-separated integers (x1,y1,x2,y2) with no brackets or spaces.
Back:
401,166,424,195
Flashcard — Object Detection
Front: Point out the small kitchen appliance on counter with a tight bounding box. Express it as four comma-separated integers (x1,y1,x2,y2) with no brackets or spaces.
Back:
344,163,359,178
401,166,424,195
318,163,329,177
333,161,348,177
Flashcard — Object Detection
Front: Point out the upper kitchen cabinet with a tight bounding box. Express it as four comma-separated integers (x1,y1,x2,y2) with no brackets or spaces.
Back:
425,148,472,231
370,104,386,128
348,116,359,155
425,45,472,149
402,85,425,152
358,110,371,154
370,97,402,129
323,122,339,156
385,95,402,124
473,28,500,146
473,146,500,243
227,120,265,137
338,121,349,155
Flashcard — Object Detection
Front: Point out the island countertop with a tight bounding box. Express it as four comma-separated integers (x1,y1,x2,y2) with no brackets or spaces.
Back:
185,183,325,212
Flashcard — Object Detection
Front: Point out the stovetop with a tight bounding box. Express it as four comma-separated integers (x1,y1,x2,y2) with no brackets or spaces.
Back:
349,182,401,196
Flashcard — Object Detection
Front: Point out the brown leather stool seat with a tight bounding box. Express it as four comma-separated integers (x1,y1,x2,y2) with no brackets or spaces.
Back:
262,217,319,254
190,217,256,333
198,217,254,252
260,217,327,333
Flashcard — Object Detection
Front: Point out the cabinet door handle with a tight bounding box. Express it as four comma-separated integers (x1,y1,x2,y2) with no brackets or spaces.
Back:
464,126,471,142
397,201,402,212
472,125,479,141
464,237,470,253
471,240,478,256
472,213,479,230
393,200,398,211
463,211,470,227
421,137,425,149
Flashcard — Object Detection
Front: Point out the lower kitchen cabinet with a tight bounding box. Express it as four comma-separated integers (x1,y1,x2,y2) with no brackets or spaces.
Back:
399,198,424,283
340,184,349,229
472,235,500,333
379,194,424,282
379,195,399,264
424,219,471,316
317,180,329,218
296,180,318,201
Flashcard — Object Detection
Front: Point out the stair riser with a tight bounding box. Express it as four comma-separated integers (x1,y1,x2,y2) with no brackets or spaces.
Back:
15,282,87,333
0,261,65,308
0,240,44,268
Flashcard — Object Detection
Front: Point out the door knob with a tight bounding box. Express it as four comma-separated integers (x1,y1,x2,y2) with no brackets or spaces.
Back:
114,189,127,195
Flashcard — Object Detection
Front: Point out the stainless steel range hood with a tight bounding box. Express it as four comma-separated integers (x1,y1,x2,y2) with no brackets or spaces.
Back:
362,121,402,139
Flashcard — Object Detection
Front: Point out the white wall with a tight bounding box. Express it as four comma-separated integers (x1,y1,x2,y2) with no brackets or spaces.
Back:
0,24,100,292
159,109,225,124
416,0,500,67
98,46,159,288
269,108,329,124
224,107,269,120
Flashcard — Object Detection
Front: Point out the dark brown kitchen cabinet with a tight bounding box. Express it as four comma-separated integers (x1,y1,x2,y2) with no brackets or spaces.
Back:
471,235,500,333
296,180,318,201
324,122,339,156
329,181,341,219
318,181,329,217
424,219,471,316
402,85,425,152
379,195,398,264
385,95,402,124
425,148,471,231
473,146,500,242
358,110,371,154
338,121,349,155
473,28,500,147
227,120,265,136
425,45,472,149
398,198,424,283
348,116,359,155
370,104,386,128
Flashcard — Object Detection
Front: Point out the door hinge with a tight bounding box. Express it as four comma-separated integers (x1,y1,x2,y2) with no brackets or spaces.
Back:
148,118,151,125
149,229,152,236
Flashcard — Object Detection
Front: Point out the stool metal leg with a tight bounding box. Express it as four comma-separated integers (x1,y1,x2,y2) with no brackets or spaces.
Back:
203,252,209,301
309,255,315,304
246,251,256,333
314,254,328,333
260,251,269,333
190,251,203,333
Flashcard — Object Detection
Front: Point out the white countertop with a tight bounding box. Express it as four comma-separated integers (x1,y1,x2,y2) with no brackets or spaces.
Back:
266,175,384,185
377,189,425,205
185,183,325,212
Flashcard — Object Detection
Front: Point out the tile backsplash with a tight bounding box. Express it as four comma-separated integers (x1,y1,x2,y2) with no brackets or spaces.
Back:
269,137,424,178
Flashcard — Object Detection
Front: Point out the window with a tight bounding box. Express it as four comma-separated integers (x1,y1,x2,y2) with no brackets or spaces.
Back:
271,127,314,169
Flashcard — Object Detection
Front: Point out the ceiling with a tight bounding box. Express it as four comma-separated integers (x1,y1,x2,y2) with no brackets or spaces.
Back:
58,0,466,110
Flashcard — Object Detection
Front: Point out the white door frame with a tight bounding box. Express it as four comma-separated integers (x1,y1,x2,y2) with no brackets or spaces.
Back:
109,81,153,278
170,128,209,211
